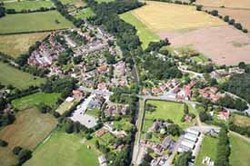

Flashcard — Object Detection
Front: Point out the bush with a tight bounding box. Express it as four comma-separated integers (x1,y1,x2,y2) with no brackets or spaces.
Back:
223,16,230,22
12,146,23,155
0,139,8,147
243,29,248,33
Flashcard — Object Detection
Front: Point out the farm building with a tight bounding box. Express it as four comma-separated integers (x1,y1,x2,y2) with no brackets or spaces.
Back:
184,133,198,142
186,129,200,136
181,140,196,150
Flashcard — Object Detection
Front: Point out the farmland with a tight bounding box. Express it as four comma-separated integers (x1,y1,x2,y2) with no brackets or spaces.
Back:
11,92,61,110
60,0,86,7
0,11,73,34
0,108,57,166
0,32,48,58
195,136,218,166
95,0,114,4
231,114,250,127
25,132,99,166
74,7,95,19
229,133,250,166
196,0,250,9
120,12,160,49
4,0,55,12
130,1,225,32
0,61,45,89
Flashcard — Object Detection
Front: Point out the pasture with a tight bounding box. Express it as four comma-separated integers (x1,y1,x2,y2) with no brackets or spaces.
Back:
0,108,57,166
229,133,250,166
130,1,225,33
0,32,48,58
4,0,54,12
143,100,195,130
74,7,95,19
162,25,250,65
0,11,73,34
120,12,160,49
0,61,45,89
11,92,61,110
25,132,99,166
196,0,250,9
195,136,218,166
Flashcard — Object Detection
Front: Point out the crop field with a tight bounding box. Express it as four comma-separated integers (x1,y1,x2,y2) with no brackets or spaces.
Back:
4,0,55,12
0,32,48,58
0,11,73,34
161,25,250,65
204,7,250,31
142,100,196,130
74,7,95,19
231,114,250,127
11,92,61,110
195,136,218,166
229,133,250,166
25,132,99,166
196,0,250,9
120,12,160,49
130,1,225,33
0,61,45,89
0,108,57,166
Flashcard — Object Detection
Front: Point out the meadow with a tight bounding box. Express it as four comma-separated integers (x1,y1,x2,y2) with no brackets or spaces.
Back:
25,132,99,166
0,11,73,34
0,108,57,166
195,136,218,166
229,133,250,166
11,92,61,110
0,32,48,58
0,61,45,89
113,118,134,131
95,0,114,4
120,12,160,49
74,7,95,19
55,100,76,115
231,114,250,127
4,0,54,12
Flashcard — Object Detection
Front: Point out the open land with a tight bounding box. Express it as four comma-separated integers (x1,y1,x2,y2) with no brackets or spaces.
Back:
0,32,49,58
229,133,250,166
4,0,55,12
232,114,250,127
74,7,95,19
60,0,86,7
120,12,160,49
25,131,99,166
95,0,114,4
11,92,61,110
0,61,45,89
195,136,218,166
0,108,57,166
0,11,73,34
196,0,250,9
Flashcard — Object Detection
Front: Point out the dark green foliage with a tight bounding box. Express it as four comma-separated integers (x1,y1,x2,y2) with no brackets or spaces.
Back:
175,151,192,166
37,103,51,113
13,146,23,155
229,121,250,137
199,111,211,122
0,139,8,147
217,95,248,111
196,5,203,11
223,15,229,22
167,124,182,136
211,10,218,16
17,149,32,165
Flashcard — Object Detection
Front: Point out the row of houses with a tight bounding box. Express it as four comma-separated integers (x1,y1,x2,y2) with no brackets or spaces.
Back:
178,129,200,153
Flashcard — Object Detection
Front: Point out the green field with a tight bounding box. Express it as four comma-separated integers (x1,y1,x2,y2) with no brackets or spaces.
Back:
0,61,45,89
113,118,133,132
55,100,76,115
95,0,114,3
143,100,195,130
4,0,54,12
74,7,95,19
229,133,250,166
195,136,218,166
11,92,61,110
0,108,57,166
86,108,100,118
0,11,73,34
120,12,160,49
25,132,99,166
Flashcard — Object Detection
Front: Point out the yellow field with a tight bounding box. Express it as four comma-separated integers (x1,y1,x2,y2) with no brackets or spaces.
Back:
232,114,250,127
131,1,225,32
0,33,48,58
196,0,250,9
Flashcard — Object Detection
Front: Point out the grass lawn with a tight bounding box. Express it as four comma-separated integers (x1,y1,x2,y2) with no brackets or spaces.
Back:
195,136,218,166
113,118,133,132
4,0,54,12
55,100,76,115
99,132,115,145
0,108,57,166
0,11,73,34
0,61,45,89
191,54,209,63
229,133,250,166
86,108,100,118
11,92,61,110
120,12,160,49
95,0,114,3
25,132,99,166
0,32,48,58
74,7,95,19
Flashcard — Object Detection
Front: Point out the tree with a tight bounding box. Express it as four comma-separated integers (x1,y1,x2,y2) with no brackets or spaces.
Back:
211,10,219,16
18,149,32,165
223,16,230,22
12,146,23,155
196,5,203,11
167,124,181,136
199,111,211,122
175,151,192,166
0,139,8,147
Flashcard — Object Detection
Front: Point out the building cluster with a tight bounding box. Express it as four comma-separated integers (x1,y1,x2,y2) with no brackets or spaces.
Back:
178,129,200,153
210,67,245,79
199,87,224,102
175,81,196,100
103,102,129,117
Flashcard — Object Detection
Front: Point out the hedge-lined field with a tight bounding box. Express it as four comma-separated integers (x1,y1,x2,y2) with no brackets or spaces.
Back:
0,11,73,34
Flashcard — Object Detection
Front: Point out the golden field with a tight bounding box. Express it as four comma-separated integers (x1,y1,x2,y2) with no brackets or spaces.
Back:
131,1,225,32
196,0,250,9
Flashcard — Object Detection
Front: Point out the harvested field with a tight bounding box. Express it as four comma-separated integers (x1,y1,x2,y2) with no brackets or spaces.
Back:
203,7,250,31
131,1,225,32
0,33,48,58
196,0,250,9
0,108,57,166
159,25,250,65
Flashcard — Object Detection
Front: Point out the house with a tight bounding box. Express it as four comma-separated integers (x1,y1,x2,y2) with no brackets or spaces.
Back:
95,128,107,137
217,109,230,121
72,90,83,99
97,64,108,74
161,136,175,150
151,156,168,166
98,155,107,166
199,87,223,102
